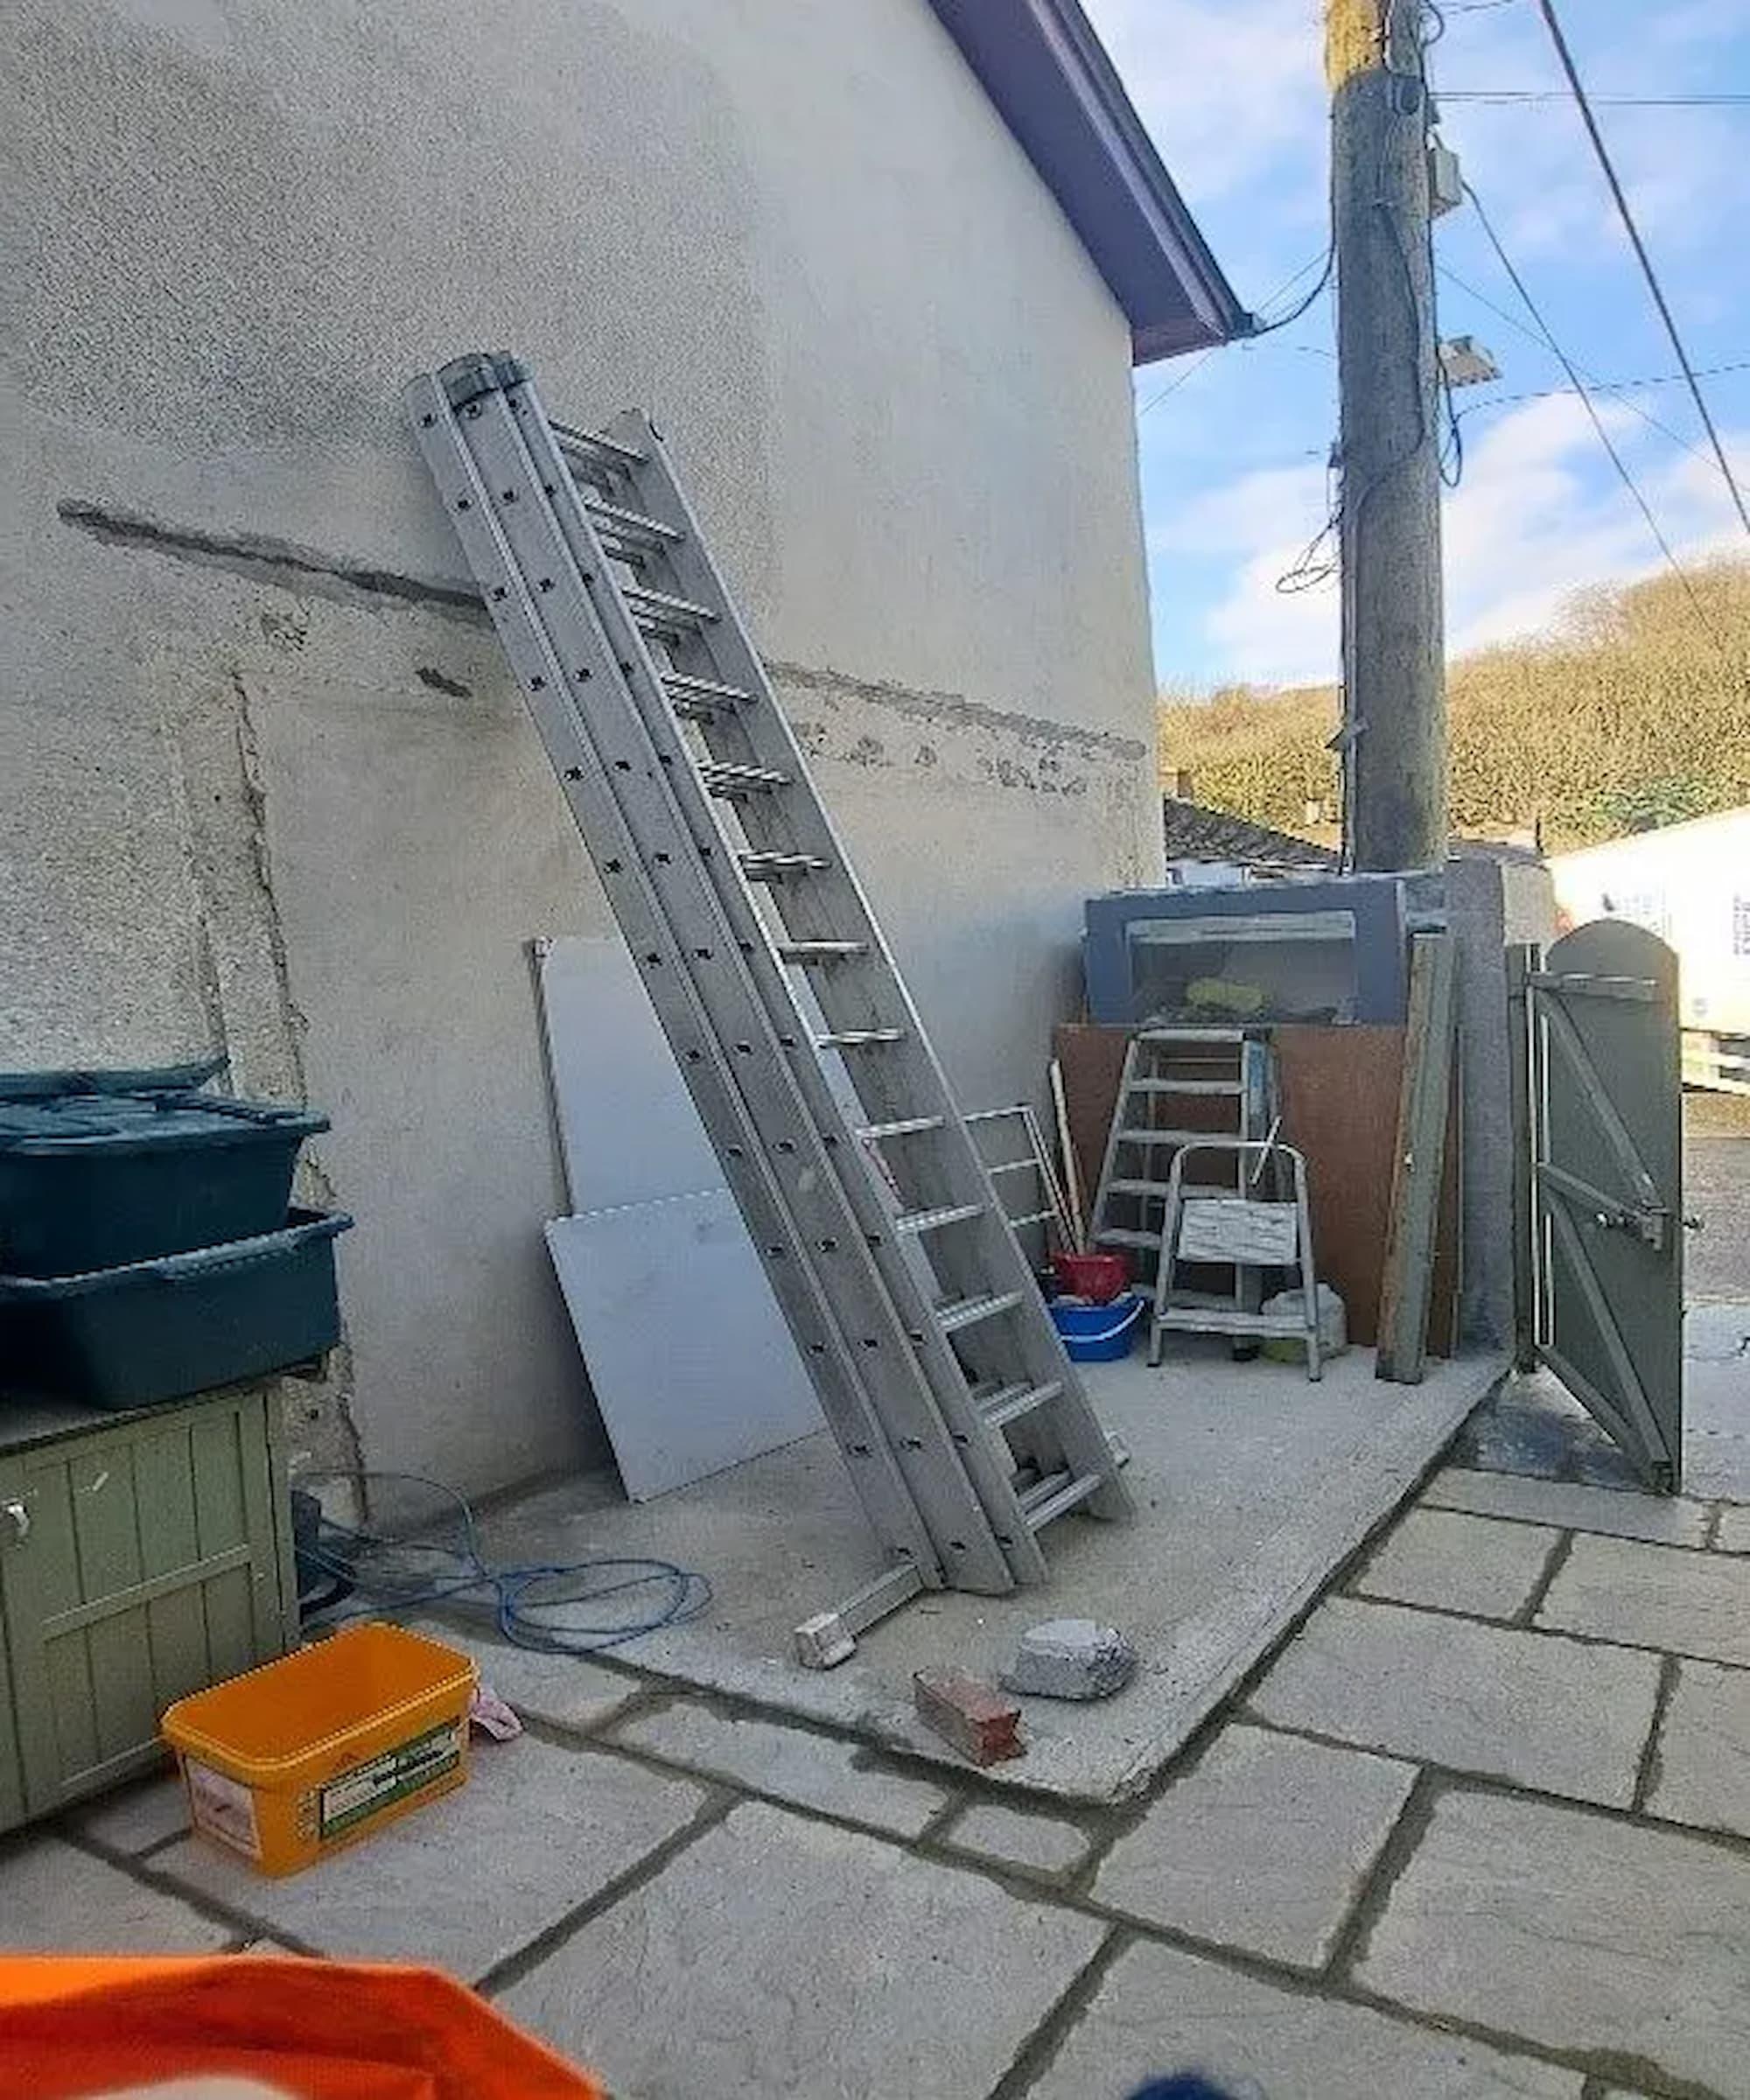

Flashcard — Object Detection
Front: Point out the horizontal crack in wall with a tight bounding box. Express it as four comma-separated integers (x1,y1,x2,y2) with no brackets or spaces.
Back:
59,498,1145,763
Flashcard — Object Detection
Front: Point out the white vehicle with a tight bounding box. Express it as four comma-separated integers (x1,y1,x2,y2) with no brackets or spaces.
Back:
1550,808,1750,1093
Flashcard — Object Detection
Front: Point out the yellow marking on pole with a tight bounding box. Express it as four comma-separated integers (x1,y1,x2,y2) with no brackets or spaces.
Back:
1325,0,1385,88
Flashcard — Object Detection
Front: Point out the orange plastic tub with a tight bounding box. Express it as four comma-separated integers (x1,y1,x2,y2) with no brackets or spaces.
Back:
162,1622,478,1877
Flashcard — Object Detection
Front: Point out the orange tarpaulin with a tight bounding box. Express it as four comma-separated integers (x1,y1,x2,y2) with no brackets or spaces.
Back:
0,1955,603,2100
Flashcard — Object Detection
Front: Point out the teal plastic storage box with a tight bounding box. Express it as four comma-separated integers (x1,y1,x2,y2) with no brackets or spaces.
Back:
0,1208,353,1410
0,1089,327,1277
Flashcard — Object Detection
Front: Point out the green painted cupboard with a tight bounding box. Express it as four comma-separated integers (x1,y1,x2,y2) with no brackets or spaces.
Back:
0,1384,298,1833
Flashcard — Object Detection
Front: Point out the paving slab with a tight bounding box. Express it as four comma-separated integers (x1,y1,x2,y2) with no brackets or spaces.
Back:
1538,1530,1750,1665
154,1736,702,1981
1422,1466,1711,1548
1355,1508,1558,1620
1358,1788,1750,2098
938,1800,1094,1882
1248,1597,1660,1807
1091,1724,1415,1967
408,1620,641,1733
497,1798,1105,2100
0,1833,231,1953
1648,1659,1750,1839
1031,1938,1585,2100
610,1700,948,1837
66,1770,189,1855
1717,1503,1750,1553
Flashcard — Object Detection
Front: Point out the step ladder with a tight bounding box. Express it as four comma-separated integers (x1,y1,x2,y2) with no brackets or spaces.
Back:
1150,1138,1324,1379
404,354,1131,1660
1089,1028,1278,1291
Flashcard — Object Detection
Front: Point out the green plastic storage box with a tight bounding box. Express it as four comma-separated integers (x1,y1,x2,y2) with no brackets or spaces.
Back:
0,1208,353,1410
0,1090,327,1277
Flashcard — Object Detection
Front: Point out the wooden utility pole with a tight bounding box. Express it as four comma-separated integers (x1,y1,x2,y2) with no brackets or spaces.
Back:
1326,0,1447,869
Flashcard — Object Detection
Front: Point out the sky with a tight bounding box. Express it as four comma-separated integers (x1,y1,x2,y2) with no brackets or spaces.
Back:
1081,0,1750,690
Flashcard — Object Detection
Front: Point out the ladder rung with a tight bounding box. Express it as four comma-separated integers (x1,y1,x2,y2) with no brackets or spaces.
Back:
701,761,790,797
977,1378,1065,1430
739,850,829,882
664,670,754,718
1020,1470,1104,1531
583,495,681,547
1008,1208,1057,1228
552,421,648,468
986,1158,1036,1177
894,1201,985,1236
1128,1080,1242,1097
935,1290,1024,1334
777,940,867,964
857,1116,944,1141
625,584,717,631
1105,1179,1231,1200
816,1027,906,1048
1116,1127,1209,1145
1095,1226,1162,1250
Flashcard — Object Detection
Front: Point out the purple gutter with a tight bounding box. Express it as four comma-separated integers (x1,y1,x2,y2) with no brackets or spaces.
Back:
926,0,1251,361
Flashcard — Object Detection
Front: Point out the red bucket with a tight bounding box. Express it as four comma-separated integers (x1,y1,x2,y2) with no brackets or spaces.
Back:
1051,1251,1129,1305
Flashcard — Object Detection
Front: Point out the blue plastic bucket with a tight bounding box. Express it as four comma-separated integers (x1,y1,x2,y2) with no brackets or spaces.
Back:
1049,1292,1147,1363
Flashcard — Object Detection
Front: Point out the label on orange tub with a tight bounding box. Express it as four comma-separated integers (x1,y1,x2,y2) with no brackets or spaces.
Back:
186,1758,263,1859
318,1721,463,1842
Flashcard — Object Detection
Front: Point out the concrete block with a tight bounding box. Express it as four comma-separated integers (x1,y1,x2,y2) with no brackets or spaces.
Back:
1002,1618,1137,1699
1249,1597,1661,1807
914,1668,1024,1766
1422,1466,1711,1547
1358,1788,1750,2098
1092,1725,1416,1966
1030,1939,1584,2100
499,1801,1105,2100
408,1620,640,1734
154,1736,702,1981
66,1770,189,1855
1648,1659,1750,1839
612,1699,949,1836
1538,1531,1750,1665
1354,1508,1557,1620
939,1801,1093,1882
0,1834,230,1953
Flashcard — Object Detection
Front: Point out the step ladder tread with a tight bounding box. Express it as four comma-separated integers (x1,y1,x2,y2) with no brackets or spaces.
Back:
1126,1079,1243,1097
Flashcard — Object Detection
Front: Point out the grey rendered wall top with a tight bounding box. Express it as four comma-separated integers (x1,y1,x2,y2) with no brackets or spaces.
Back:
2,0,1163,1493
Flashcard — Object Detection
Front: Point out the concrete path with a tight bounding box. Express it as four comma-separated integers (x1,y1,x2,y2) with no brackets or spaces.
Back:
12,1425,1750,2099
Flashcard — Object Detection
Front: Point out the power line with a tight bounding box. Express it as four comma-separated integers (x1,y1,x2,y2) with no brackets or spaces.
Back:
1462,179,1740,667
1135,250,1332,419
1534,0,1750,537
1441,91,1750,107
1455,359,1750,418
1437,262,1724,468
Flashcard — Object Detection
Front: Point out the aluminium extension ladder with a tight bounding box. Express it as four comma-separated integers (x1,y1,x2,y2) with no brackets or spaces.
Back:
405,354,1130,1661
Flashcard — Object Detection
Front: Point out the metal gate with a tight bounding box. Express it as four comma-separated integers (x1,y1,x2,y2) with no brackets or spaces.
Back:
1509,919,1685,1492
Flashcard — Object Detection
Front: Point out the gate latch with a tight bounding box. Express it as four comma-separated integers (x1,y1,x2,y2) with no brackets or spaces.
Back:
1592,1204,1668,1250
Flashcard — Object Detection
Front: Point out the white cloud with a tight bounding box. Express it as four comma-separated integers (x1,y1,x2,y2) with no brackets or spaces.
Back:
1150,395,1750,685
1082,0,1324,205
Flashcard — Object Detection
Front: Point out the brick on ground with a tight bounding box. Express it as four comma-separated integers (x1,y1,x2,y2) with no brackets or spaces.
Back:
1358,1788,1750,2099
1248,1596,1660,1808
